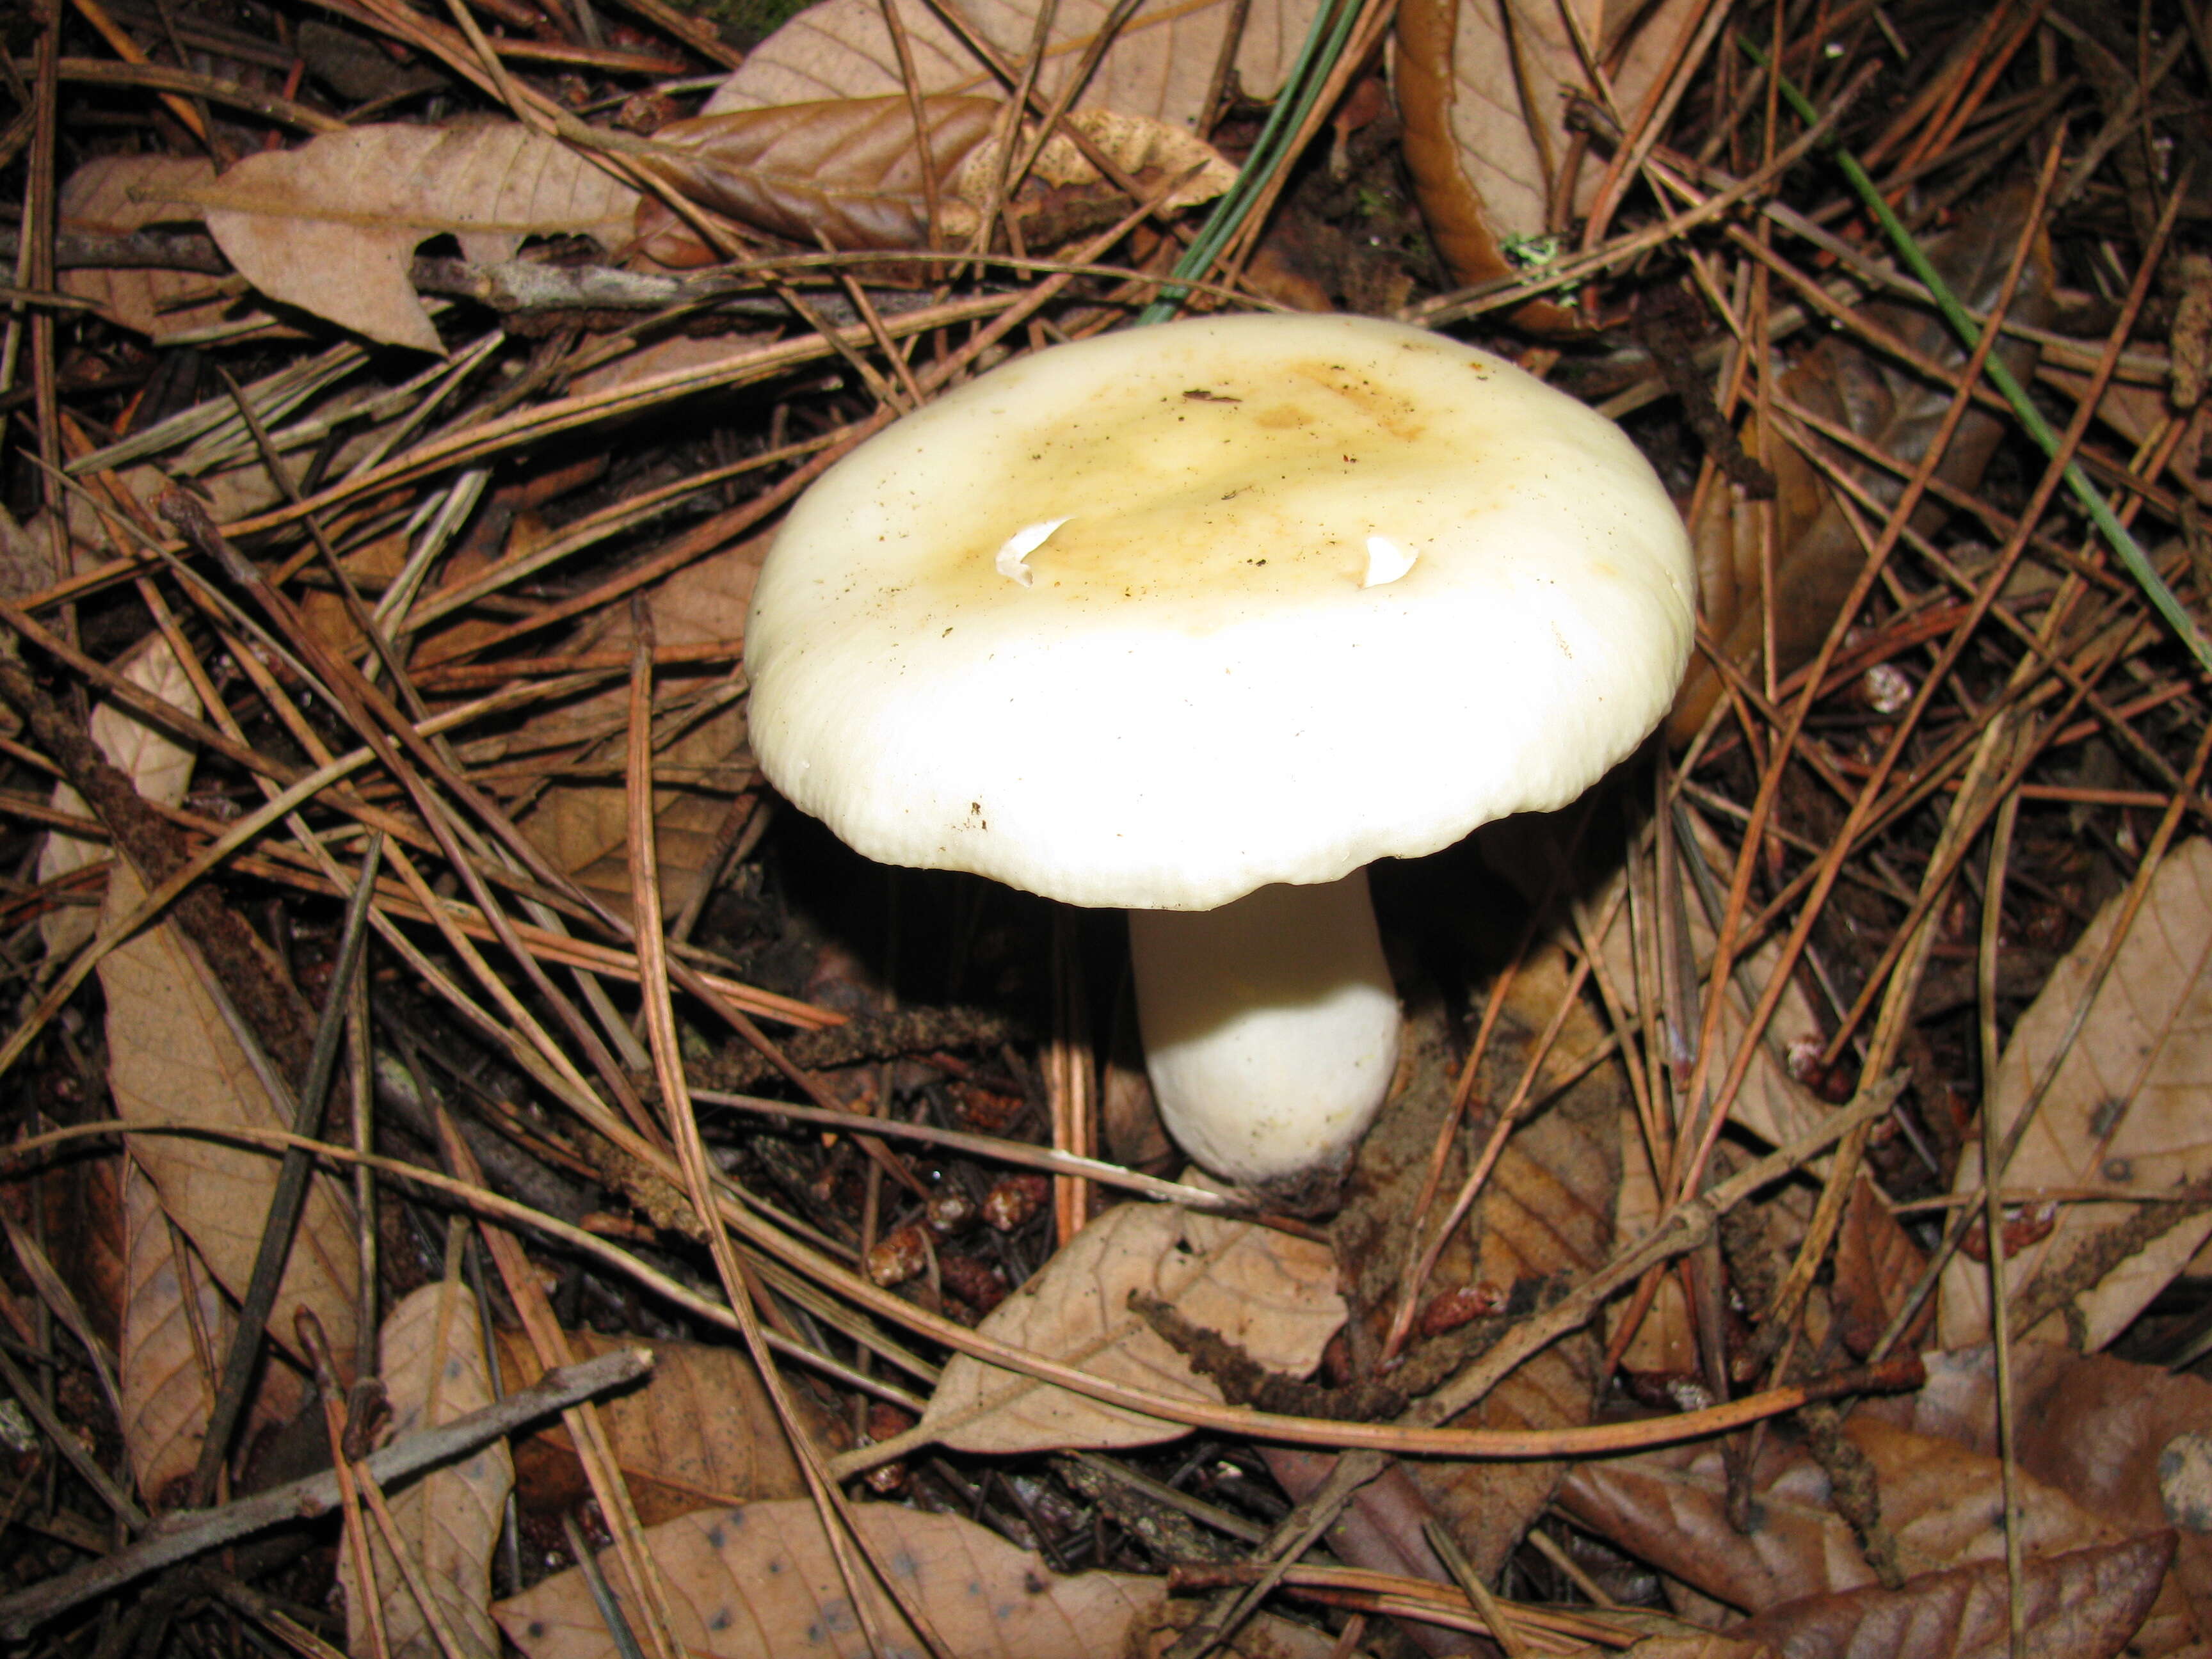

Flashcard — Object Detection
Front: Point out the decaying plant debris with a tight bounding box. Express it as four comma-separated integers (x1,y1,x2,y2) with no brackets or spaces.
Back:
1,0,2210,1655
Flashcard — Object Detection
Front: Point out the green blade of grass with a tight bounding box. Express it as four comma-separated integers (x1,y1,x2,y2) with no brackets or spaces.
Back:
1134,0,1364,326
1741,38,2212,677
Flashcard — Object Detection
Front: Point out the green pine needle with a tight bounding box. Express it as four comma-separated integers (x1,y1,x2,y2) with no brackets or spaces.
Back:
1135,0,1364,326
1740,38,2212,678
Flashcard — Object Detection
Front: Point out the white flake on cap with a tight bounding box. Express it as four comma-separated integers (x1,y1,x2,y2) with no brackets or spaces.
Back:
994,516,1070,588
1361,535,1419,588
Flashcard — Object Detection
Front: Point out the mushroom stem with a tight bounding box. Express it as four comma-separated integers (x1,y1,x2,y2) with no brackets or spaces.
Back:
1127,871,1400,1194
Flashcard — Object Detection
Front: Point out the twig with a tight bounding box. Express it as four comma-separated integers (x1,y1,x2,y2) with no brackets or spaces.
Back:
1979,792,2028,1659
301,1310,394,1659
0,1340,147,1532
690,1087,1244,1210
436,1116,687,1659
1422,1519,1532,1658
1163,1449,1388,1659
188,833,385,1505
0,1347,651,1638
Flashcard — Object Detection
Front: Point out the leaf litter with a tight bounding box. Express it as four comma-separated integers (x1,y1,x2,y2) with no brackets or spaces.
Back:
3,1,2212,1658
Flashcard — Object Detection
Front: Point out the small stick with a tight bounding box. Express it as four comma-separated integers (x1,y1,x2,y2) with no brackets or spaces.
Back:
186,831,386,1505
1421,1519,1532,1658
0,1340,147,1531
1980,794,2029,1659
0,1347,651,1639
352,1468,472,1659
560,1512,647,1659
302,1310,393,1659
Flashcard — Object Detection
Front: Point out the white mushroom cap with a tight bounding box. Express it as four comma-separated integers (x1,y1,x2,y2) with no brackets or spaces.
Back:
744,313,1694,912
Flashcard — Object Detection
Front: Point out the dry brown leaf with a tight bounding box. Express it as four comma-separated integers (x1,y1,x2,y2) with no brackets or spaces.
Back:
1394,0,1701,307
41,635,202,959
1306,937,1621,1583
0,506,67,604
704,0,1315,129
637,98,1233,258
120,1157,227,1509
1611,1102,1699,1374
1875,1342,2212,1646
493,1498,1162,1659
508,531,768,917
100,866,359,1374
348,1280,511,1659
920,1194,1342,1454
171,124,641,352
65,461,291,555
1405,947,1620,1576
639,95,996,253
1132,1605,1342,1659
1938,838,2212,1353
1832,1176,1933,1358
1620,1639,1773,1659
491,1324,813,1523
1559,1415,2169,1628
1722,1534,2174,1659
48,1150,127,1356
57,155,246,340
1669,188,2055,742
119,1158,305,1509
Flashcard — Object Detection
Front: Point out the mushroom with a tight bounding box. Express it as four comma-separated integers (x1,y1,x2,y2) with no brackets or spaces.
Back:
744,314,1693,1201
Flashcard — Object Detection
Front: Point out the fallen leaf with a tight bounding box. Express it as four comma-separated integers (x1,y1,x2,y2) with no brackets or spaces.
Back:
0,504,67,602
1620,1639,1772,1659
41,634,202,959
297,18,449,106
492,1324,815,1523
348,1279,511,1659
1669,186,2056,742
919,1195,1342,1454
1612,1102,1699,1374
1299,938,1621,1585
120,1157,227,1508
45,1150,126,1356
1130,1604,1345,1658
1558,1413,2178,1642
57,155,244,340
703,0,1319,130
1406,944,1621,1576
508,531,769,918
1831,1176,1933,1358
634,99,1234,258
1726,1534,2173,1659
493,1498,1161,1659
172,124,641,352
1938,839,2212,1353
1394,0,1702,307
100,867,360,1375
119,1158,305,1510
1875,1342,2212,1646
